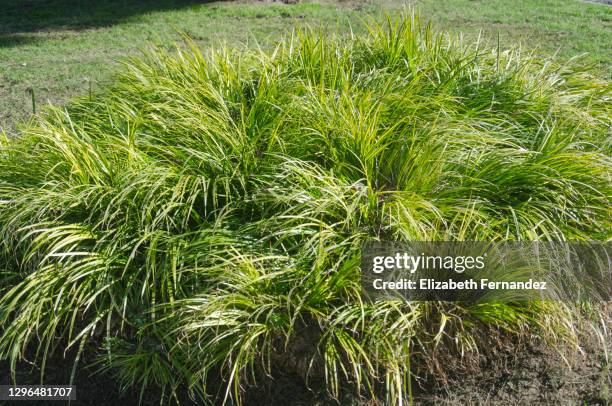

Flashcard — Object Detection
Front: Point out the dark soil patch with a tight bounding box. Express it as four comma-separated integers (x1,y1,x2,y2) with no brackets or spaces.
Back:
414,336,610,405
1,323,609,405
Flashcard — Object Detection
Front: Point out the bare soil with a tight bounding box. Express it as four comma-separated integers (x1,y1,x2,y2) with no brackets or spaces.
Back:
1,330,609,405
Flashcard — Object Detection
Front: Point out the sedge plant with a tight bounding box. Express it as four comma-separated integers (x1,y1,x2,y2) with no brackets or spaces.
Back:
0,12,610,404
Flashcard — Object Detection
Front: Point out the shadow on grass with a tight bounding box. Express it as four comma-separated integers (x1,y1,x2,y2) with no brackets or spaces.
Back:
0,0,223,46
0,33,41,47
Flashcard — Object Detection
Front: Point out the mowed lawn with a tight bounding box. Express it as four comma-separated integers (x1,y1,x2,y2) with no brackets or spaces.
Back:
1,0,610,134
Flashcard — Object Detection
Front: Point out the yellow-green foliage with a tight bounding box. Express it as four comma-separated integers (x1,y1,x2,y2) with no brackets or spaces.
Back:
0,13,610,404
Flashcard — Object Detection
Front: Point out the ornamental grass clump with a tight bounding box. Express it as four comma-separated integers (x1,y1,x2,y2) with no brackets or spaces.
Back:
0,13,610,404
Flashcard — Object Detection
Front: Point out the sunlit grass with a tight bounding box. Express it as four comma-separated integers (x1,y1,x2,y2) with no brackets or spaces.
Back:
0,12,610,404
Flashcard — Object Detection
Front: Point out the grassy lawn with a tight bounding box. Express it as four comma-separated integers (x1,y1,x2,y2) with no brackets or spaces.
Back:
412,0,611,70
0,0,610,134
